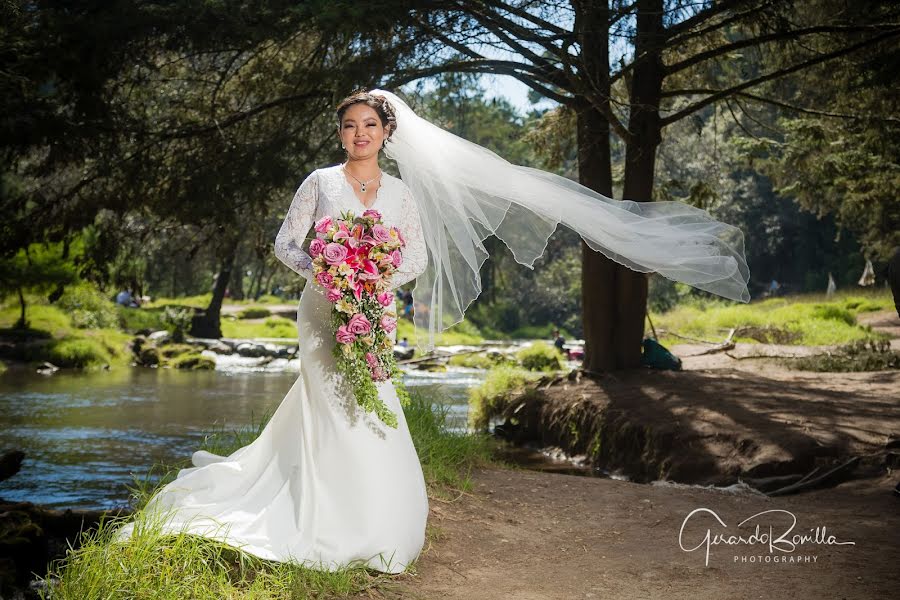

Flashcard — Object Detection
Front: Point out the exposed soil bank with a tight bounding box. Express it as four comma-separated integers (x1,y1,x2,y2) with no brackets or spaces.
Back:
485,310,900,494
489,364,899,492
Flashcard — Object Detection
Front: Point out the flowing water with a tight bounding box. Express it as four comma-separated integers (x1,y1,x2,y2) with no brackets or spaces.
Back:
0,359,486,511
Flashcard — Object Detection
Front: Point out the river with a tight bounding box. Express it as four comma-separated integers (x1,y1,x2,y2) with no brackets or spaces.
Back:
0,358,486,511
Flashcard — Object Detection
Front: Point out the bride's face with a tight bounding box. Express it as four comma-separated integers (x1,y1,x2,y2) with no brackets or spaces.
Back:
339,103,388,160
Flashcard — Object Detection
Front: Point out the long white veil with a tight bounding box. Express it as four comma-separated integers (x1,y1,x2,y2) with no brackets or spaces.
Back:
369,88,750,353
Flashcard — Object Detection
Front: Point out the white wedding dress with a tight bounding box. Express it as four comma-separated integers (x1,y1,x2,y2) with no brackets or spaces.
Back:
113,163,430,574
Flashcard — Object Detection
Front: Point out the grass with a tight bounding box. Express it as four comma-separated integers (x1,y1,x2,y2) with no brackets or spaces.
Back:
221,315,299,340
38,386,508,599
147,293,288,309
468,364,545,431
395,314,485,347
650,288,894,347
0,302,134,369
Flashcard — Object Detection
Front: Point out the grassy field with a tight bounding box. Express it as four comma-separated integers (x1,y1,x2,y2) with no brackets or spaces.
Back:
649,287,893,347
38,388,512,599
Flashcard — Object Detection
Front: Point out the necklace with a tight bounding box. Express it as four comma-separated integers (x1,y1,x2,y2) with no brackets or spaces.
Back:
341,163,382,193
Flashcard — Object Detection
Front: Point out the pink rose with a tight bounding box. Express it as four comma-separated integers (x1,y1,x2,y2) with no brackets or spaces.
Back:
371,224,391,243
347,313,372,335
335,325,356,344
376,292,393,307
362,209,382,221
325,286,342,303
309,238,326,257
314,216,333,233
379,314,397,333
365,352,379,368
390,249,403,268
315,271,334,287
323,242,348,266
371,366,388,381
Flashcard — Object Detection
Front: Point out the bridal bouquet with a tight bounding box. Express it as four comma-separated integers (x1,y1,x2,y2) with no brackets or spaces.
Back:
308,208,411,428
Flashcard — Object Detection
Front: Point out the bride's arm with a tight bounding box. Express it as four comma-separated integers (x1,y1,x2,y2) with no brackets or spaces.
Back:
274,171,318,281
391,184,428,289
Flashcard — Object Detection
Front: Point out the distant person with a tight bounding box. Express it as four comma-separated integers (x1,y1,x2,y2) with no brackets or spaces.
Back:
768,279,780,296
115,289,139,308
888,246,900,318
552,328,566,354
399,337,409,348
402,289,414,319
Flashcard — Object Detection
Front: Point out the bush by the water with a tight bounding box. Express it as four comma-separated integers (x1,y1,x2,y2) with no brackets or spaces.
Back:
161,306,194,343
468,364,544,430
24,337,114,368
515,341,564,372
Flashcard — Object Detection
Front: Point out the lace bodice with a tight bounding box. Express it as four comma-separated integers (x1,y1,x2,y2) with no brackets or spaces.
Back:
274,164,428,290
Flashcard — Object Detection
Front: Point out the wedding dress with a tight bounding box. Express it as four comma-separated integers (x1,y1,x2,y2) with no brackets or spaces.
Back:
113,163,430,574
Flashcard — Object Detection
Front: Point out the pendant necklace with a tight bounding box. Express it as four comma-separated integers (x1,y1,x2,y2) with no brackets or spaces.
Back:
342,163,381,193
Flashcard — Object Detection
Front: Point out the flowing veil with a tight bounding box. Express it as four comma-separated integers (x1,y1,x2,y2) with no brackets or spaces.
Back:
370,88,750,353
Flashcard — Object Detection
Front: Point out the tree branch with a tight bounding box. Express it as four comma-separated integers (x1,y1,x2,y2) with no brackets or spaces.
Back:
666,24,900,76
659,28,900,127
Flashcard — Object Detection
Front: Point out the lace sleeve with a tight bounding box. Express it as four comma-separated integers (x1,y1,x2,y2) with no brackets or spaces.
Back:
274,171,318,281
391,183,428,290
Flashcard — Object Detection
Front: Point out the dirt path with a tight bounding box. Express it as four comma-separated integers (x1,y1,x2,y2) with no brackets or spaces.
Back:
384,465,898,600
373,309,899,599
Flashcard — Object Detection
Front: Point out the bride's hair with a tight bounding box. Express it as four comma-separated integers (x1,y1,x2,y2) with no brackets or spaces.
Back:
335,88,398,148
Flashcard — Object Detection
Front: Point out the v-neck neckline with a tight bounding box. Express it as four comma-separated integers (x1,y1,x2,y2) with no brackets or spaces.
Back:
339,164,383,212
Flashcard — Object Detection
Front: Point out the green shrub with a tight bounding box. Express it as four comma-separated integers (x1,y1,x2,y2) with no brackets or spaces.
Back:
468,364,543,430
515,340,564,372
56,284,122,329
810,304,856,326
28,338,112,368
118,307,167,333
160,306,194,343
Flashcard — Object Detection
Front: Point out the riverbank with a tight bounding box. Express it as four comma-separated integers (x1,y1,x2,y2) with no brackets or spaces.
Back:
383,463,898,599
477,309,900,495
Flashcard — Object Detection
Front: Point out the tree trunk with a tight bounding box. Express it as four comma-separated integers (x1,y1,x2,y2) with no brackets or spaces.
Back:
16,286,27,329
191,238,238,338
231,255,245,300
614,0,668,367
262,269,276,300
574,0,627,372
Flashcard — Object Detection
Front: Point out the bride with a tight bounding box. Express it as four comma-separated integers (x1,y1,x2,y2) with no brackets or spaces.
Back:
113,86,750,574
113,90,430,574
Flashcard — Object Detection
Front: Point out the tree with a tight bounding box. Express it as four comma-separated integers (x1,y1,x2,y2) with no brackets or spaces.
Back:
384,0,900,370
0,242,78,330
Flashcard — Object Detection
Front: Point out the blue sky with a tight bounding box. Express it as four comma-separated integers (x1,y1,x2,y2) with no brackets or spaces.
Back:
479,73,558,115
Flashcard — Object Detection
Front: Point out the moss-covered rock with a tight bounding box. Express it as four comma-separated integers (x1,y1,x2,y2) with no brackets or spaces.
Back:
168,352,215,370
